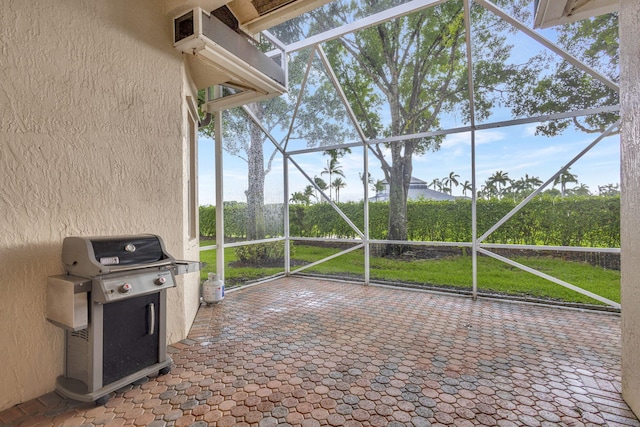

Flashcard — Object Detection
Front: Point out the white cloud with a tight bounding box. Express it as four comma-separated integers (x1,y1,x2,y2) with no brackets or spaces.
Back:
200,125,621,204
522,124,538,136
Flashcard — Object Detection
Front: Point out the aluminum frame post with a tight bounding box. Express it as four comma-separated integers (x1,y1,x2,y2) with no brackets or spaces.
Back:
284,155,291,275
464,0,478,299
214,86,225,282
364,142,370,286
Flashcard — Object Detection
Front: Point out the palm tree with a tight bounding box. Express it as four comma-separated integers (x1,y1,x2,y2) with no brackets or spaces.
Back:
429,178,442,192
303,185,316,205
461,180,472,197
598,183,620,196
525,174,543,191
480,181,498,199
372,179,386,201
332,177,346,202
554,169,578,197
360,172,373,187
289,191,306,204
446,171,460,195
313,176,328,202
321,157,344,201
568,183,591,196
441,175,451,194
487,171,510,199
509,178,527,200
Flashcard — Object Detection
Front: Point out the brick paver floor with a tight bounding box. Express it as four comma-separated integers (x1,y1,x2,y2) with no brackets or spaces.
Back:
2,277,639,426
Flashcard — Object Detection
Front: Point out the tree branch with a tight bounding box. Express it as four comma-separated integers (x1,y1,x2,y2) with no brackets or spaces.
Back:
572,116,603,134
263,147,279,178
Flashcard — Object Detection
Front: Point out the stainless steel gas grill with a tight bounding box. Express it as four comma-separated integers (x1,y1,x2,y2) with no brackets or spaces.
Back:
46,234,199,404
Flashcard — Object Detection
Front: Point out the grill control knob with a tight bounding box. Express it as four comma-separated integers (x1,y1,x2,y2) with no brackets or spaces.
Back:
119,283,132,294
155,277,167,286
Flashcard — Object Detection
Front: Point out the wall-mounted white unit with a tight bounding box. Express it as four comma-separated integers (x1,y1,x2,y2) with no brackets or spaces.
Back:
173,7,287,111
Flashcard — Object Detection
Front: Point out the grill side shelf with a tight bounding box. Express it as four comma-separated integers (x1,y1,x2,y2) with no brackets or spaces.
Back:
46,275,91,331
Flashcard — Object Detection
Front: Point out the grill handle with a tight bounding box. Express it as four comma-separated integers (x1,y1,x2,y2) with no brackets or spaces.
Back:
105,259,174,274
148,303,155,335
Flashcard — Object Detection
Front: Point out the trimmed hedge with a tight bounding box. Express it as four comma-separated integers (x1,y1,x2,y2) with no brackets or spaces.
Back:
200,203,284,238
200,195,620,247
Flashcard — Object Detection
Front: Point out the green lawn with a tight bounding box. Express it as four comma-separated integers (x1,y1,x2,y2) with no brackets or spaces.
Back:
199,243,620,306
199,245,284,283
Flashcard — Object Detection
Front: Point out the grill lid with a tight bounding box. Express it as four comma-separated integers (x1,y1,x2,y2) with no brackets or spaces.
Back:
62,234,175,277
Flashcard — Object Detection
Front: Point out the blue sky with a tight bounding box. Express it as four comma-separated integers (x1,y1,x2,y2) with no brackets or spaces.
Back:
198,123,619,205
197,6,620,206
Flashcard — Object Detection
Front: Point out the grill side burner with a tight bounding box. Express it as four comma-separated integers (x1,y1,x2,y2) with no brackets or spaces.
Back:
47,234,199,404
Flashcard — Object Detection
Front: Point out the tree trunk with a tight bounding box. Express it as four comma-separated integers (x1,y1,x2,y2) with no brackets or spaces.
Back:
385,146,412,255
382,84,414,255
245,103,266,240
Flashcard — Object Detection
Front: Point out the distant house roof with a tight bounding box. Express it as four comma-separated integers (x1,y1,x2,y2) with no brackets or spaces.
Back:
369,177,456,202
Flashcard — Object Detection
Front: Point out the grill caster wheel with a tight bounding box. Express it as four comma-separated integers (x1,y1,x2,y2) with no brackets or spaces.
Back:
95,394,110,406
159,366,171,376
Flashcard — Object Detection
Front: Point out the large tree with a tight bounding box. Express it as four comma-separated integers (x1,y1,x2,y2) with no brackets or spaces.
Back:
509,13,619,136
200,35,353,240
313,0,526,253
200,100,280,240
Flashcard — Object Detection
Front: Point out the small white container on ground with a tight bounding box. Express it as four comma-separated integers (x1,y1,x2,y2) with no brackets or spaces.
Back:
202,272,224,304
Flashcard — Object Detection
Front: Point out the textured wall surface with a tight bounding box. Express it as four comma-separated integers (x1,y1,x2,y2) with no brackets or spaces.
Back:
621,0,640,418
0,0,200,410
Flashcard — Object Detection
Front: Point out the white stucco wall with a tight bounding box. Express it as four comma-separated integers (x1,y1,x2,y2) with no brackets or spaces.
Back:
0,0,200,410
621,0,640,418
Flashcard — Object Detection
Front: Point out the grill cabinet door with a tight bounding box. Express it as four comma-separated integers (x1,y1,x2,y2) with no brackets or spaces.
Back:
102,293,160,385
